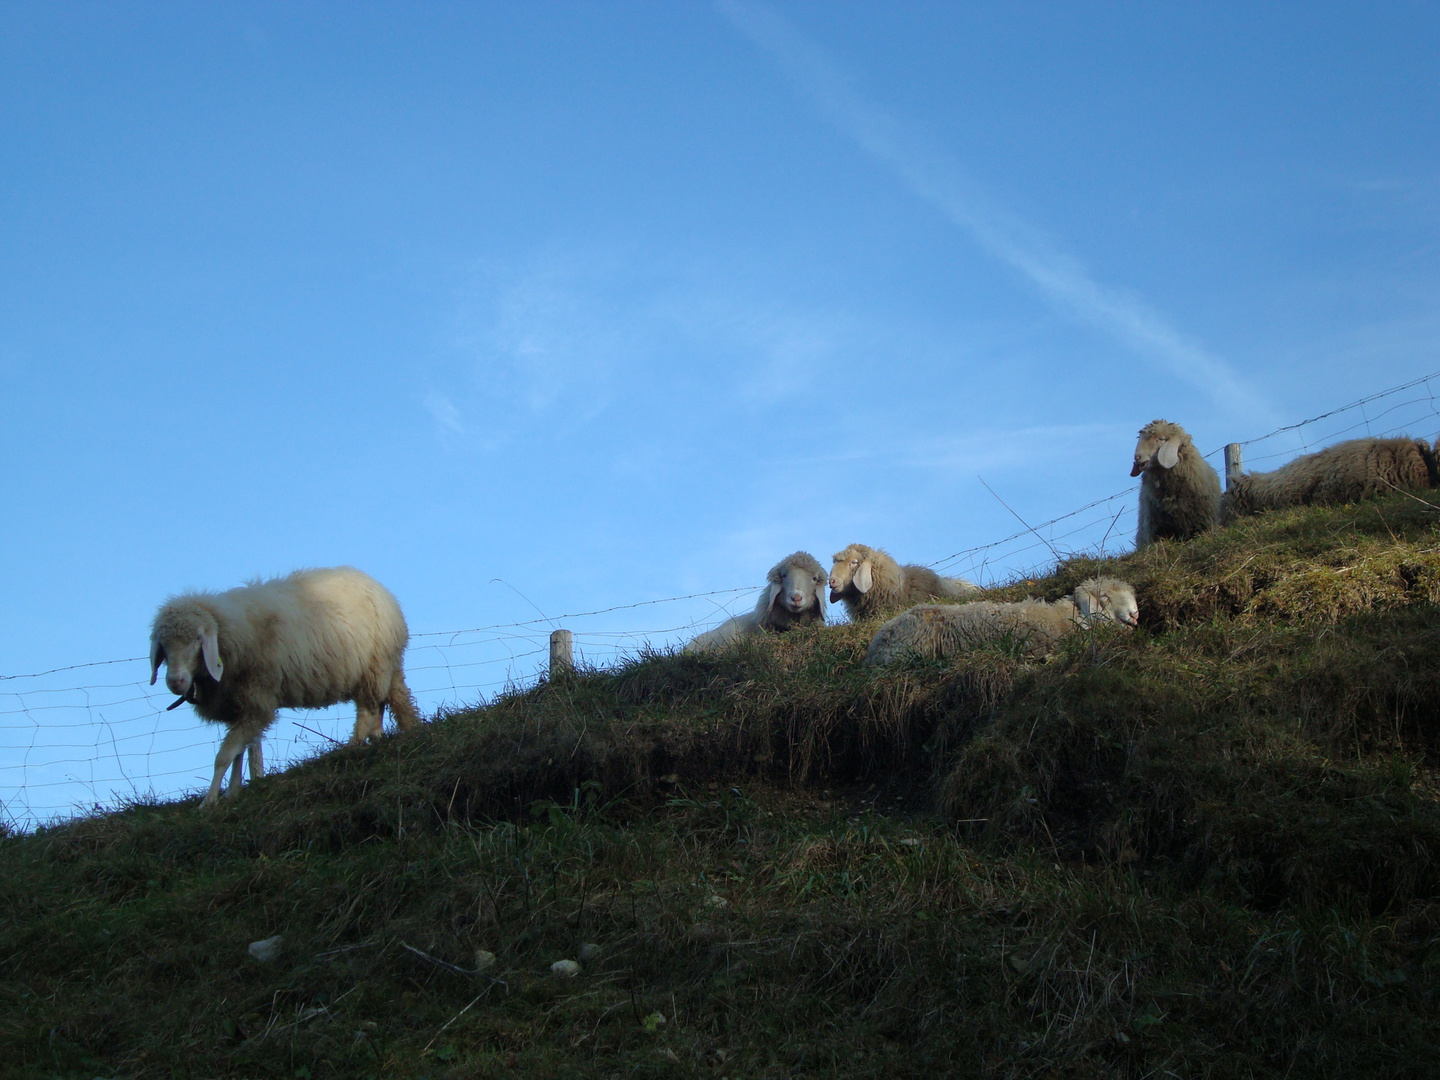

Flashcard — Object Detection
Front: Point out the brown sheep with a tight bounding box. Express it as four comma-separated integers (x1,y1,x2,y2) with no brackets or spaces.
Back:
828,543,978,621
1221,436,1436,522
1131,419,1221,547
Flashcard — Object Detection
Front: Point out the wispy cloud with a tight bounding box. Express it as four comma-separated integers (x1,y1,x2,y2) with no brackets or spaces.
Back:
650,291,851,409
422,392,465,437
719,0,1278,427
437,251,860,446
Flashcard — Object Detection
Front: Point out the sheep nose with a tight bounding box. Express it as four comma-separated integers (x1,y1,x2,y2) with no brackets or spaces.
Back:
166,672,190,695
789,592,804,605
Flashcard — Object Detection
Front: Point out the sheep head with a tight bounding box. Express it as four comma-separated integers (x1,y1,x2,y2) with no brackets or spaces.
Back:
1073,577,1139,628
149,607,224,699
1132,419,1189,477
767,552,826,616
828,545,876,603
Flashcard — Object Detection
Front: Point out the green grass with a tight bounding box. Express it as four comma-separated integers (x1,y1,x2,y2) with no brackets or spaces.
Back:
7,492,1440,1078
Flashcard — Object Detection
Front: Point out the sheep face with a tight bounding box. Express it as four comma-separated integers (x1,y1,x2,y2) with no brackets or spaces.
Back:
828,546,872,603
769,560,825,616
1132,421,1183,478
1074,579,1139,628
150,614,224,699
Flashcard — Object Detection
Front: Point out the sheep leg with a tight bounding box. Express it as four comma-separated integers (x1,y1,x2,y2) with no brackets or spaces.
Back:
388,674,421,732
350,704,382,745
227,753,244,795
201,726,251,809
247,738,264,779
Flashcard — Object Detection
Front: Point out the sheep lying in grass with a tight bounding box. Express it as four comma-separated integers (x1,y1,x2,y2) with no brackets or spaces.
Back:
864,577,1139,665
1132,419,1221,547
828,544,978,621
686,551,827,653
1221,436,1437,523
149,566,421,808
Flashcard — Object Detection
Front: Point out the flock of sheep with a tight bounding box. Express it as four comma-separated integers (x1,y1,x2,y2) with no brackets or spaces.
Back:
680,546,1140,661
1133,421,1437,545
147,422,1437,807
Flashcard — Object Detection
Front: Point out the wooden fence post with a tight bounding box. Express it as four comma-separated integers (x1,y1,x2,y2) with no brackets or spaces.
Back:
549,629,573,677
1224,443,1244,491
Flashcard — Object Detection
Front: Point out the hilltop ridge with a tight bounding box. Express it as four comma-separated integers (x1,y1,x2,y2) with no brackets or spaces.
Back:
6,492,1440,1078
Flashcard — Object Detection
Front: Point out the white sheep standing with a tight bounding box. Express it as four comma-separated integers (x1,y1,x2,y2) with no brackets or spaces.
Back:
1132,419,1221,547
1221,436,1437,523
828,543,978,621
685,551,827,653
149,566,421,808
863,577,1139,665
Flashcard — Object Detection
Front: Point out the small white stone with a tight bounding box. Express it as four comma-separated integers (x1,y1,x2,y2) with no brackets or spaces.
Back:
899,838,922,847
474,949,497,972
706,895,728,908
551,959,582,977
577,943,601,962
247,935,283,963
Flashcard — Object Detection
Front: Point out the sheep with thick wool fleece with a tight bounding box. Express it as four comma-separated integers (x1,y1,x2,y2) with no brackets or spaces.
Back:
149,566,421,808
828,544,978,621
686,551,827,653
863,577,1139,665
1132,419,1221,547
1221,436,1437,523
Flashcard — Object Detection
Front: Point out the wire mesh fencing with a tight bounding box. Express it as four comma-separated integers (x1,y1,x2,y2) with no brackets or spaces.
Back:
0,590,755,832
5,371,1439,832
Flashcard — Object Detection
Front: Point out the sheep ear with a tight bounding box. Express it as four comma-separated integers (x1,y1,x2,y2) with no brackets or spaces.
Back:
149,641,164,686
765,581,782,613
200,628,223,681
1157,441,1179,469
854,559,873,594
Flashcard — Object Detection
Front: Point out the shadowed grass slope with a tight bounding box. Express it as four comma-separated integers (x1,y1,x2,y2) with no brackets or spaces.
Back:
6,492,1440,1078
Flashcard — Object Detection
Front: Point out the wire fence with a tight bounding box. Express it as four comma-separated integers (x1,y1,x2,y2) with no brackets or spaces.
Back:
0,591,754,833
5,371,1439,832
931,370,1440,581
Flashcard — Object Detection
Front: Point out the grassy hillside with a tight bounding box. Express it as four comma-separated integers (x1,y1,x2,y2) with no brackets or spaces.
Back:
7,493,1440,1078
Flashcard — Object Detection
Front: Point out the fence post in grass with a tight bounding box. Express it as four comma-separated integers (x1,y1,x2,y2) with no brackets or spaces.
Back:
549,629,574,678
1224,443,1244,491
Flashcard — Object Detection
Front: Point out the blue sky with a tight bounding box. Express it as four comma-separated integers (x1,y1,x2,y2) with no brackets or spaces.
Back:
3,2,1439,823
